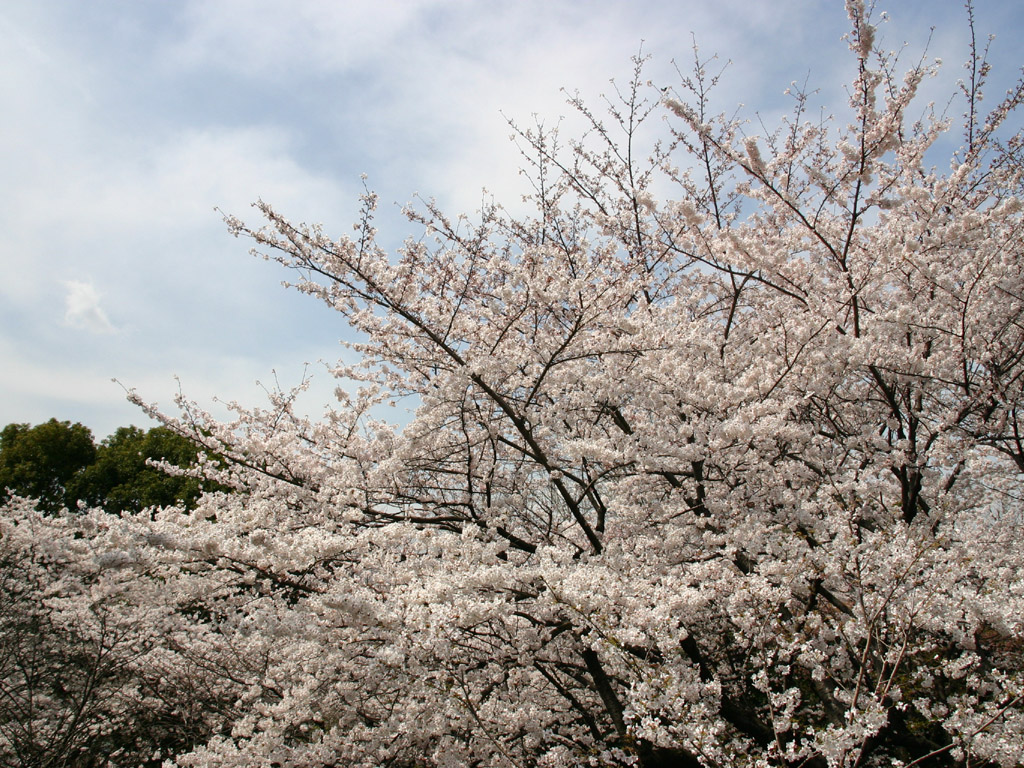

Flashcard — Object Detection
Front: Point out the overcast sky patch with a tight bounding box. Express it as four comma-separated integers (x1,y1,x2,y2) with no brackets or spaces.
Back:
63,280,116,334
1,1,1021,439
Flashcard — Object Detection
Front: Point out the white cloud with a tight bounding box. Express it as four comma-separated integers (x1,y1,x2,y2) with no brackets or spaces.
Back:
63,280,116,334
167,0,433,77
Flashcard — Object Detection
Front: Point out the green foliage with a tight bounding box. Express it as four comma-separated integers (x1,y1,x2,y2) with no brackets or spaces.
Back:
0,419,96,513
0,420,223,514
75,426,211,514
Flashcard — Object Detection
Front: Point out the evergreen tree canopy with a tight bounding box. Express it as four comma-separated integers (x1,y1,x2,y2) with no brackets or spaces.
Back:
0,421,218,514
0,419,96,513
75,426,211,514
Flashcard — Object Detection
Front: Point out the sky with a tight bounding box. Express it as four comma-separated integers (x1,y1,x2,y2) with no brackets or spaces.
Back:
2,0,1022,441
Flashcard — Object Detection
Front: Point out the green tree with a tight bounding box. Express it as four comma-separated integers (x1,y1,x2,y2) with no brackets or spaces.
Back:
0,419,96,513
73,425,215,514
0,421,221,514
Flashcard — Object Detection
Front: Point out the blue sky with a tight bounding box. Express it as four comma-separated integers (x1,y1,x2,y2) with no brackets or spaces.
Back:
2,0,1021,440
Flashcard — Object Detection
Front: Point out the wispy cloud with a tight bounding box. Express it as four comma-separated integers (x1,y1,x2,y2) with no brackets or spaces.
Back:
63,280,116,334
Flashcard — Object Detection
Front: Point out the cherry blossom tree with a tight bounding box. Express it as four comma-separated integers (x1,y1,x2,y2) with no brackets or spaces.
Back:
4,2,1024,766
0,498,241,768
